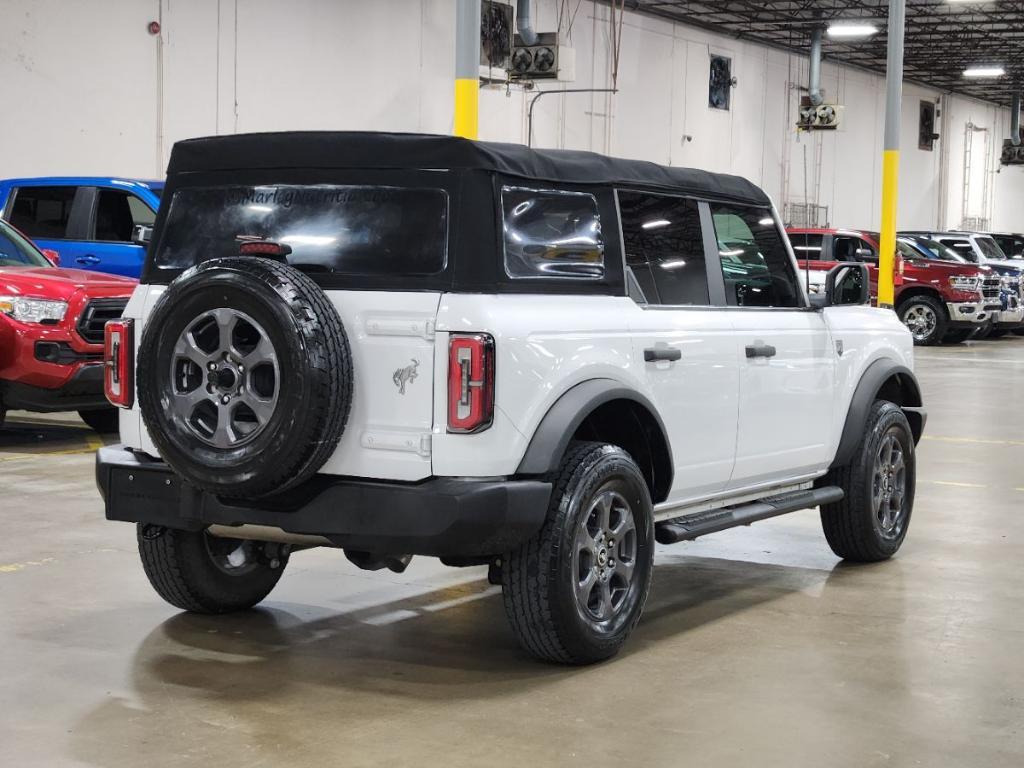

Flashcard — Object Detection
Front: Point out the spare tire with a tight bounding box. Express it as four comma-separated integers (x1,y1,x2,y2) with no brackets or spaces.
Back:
137,257,352,498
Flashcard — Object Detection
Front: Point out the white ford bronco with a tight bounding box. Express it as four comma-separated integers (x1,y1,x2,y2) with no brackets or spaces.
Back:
98,132,925,664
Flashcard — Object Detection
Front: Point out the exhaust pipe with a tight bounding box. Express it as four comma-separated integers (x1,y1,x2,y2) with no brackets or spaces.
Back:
808,27,824,107
516,0,537,45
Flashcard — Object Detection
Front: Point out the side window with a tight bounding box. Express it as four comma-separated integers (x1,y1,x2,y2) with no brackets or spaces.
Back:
711,205,801,308
501,186,604,279
833,236,859,262
792,233,824,260
8,186,76,239
618,191,708,305
937,238,976,262
94,190,155,243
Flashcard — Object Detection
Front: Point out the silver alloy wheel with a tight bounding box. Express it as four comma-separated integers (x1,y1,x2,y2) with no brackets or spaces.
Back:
169,308,279,448
572,489,638,622
872,432,907,541
902,304,937,342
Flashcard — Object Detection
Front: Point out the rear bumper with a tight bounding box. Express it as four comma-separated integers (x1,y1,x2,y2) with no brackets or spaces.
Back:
95,445,552,558
1,364,108,412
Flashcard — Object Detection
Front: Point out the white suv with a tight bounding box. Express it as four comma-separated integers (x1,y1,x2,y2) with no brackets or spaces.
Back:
97,132,925,664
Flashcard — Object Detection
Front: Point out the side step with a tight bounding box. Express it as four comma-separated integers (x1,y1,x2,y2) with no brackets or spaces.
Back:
654,486,844,545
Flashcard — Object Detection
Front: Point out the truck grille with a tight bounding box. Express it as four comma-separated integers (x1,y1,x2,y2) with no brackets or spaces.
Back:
982,276,1001,299
76,298,128,345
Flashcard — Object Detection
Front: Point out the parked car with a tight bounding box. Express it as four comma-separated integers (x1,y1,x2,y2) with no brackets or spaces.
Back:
901,230,1024,338
787,227,996,345
0,177,162,279
988,232,1024,259
0,218,135,432
97,132,924,664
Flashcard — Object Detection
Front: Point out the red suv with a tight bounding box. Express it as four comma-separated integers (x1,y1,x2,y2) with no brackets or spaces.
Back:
787,228,998,345
0,219,135,431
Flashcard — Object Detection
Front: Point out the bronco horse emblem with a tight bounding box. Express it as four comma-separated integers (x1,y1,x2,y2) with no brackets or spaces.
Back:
392,359,419,395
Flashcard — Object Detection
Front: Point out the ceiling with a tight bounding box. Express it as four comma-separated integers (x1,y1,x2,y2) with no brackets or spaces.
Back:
609,1,1024,107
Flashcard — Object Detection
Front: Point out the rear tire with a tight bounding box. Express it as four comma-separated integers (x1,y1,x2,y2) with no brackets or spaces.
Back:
137,525,288,613
78,408,119,434
502,442,654,664
897,294,947,346
820,401,915,562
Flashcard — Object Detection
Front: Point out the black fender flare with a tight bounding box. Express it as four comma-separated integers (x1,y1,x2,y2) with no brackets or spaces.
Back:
516,379,672,481
831,358,926,469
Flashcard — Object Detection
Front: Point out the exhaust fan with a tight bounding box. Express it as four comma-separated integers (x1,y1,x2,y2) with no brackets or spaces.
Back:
797,97,841,131
919,100,940,151
510,31,574,81
480,1,513,79
709,55,736,111
1001,138,1024,166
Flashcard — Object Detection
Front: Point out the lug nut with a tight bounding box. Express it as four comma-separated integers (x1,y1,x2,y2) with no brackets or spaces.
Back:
208,362,217,371
221,395,230,404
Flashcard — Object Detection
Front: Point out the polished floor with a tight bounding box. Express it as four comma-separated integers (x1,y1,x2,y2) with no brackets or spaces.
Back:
2,338,1023,767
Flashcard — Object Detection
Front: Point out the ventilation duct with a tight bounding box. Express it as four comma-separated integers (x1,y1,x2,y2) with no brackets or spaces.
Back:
808,27,824,107
1012,92,1021,147
516,0,537,45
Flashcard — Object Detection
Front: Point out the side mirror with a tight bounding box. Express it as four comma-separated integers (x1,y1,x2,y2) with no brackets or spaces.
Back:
810,263,870,308
131,224,153,247
41,248,60,267
855,247,878,263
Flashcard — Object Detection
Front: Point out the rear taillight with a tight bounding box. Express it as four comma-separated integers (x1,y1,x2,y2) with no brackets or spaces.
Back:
448,333,495,433
104,319,134,409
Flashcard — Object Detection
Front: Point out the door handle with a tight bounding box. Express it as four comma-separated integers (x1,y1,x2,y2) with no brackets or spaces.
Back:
76,255,101,265
745,343,777,359
644,347,682,362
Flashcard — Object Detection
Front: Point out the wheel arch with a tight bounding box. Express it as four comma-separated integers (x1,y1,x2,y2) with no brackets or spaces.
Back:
831,358,925,469
895,286,947,315
516,379,673,504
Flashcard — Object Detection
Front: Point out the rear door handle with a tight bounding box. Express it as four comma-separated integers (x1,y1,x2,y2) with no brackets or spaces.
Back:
745,343,777,359
644,347,682,362
76,255,101,265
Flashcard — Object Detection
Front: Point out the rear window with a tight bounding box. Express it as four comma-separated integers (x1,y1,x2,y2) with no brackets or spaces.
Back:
8,186,76,239
153,185,448,276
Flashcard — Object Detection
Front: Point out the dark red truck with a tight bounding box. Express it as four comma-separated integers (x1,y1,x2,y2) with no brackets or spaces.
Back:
0,219,135,431
787,228,999,345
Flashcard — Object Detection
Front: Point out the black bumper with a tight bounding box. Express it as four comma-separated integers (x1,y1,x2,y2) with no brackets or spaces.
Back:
95,445,552,558
1,365,108,412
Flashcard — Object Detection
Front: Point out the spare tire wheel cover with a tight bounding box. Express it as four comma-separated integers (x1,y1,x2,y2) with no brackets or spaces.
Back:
137,257,353,498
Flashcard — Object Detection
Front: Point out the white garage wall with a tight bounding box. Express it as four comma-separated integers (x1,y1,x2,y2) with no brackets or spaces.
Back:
0,0,1019,231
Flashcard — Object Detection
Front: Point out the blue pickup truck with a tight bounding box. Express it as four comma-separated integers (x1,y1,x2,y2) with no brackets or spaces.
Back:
0,177,163,278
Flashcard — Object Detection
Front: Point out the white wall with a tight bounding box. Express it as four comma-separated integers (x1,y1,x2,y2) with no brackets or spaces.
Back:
0,0,1019,232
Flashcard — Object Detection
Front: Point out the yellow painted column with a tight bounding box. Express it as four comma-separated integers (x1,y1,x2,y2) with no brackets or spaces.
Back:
454,78,479,140
877,149,900,308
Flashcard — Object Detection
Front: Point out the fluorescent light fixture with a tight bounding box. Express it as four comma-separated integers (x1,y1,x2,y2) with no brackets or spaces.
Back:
758,217,775,226
826,23,878,38
280,234,337,246
659,259,687,270
641,219,671,230
963,66,1005,78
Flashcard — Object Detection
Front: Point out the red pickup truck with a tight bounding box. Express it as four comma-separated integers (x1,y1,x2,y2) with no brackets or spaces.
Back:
787,228,998,345
0,219,135,431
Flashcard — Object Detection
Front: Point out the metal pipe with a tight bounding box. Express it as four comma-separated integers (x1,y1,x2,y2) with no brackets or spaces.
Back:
454,0,481,139
1012,91,1021,147
207,524,335,549
808,27,824,107
527,88,618,147
877,0,906,310
516,0,538,45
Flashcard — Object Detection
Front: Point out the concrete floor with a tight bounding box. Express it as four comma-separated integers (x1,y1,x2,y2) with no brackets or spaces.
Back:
2,339,1023,768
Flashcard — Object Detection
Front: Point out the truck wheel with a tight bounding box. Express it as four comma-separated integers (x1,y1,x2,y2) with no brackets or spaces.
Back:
78,408,119,434
502,442,654,664
942,329,975,344
898,295,946,346
820,401,915,562
974,318,994,340
1014,328,1024,337
987,328,1008,338
137,525,288,613
136,257,352,498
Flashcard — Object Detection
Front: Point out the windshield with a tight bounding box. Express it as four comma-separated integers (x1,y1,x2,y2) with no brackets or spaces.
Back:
976,236,1006,261
0,221,51,268
903,237,967,263
154,184,449,276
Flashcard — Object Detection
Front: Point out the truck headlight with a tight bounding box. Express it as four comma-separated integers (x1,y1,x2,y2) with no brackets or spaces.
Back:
948,275,980,291
0,296,68,323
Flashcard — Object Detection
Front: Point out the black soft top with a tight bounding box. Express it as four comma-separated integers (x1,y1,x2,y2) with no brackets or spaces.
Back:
166,131,770,206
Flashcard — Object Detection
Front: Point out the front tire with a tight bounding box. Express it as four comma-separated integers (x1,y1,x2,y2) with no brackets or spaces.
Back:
820,401,915,562
502,442,654,664
987,328,1008,338
942,328,975,344
78,408,119,434
898,295,947,346
137,525,288,613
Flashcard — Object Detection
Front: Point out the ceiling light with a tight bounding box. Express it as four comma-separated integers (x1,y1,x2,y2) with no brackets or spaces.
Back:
963,66,1005,78
826,23,878,38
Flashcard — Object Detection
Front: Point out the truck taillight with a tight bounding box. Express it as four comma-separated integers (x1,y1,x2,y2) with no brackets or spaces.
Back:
104,319,134,409
448,333,494,433
894,253,905,286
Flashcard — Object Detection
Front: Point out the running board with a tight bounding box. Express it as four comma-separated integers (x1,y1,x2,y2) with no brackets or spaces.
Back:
654,486,844,545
